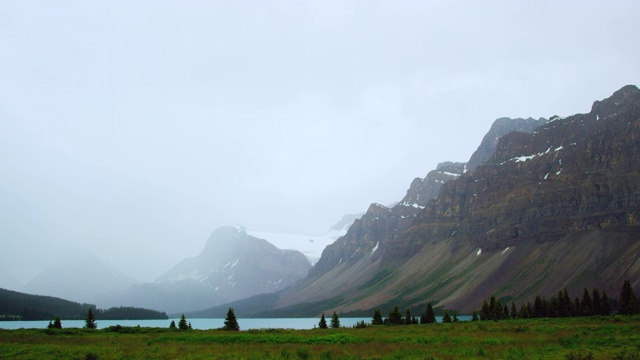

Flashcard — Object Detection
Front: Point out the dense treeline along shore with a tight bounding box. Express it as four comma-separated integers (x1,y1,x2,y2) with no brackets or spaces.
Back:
1,316,639,359
0,288,167,320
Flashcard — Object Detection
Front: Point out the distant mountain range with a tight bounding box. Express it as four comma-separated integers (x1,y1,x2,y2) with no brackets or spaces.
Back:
10,85,640,319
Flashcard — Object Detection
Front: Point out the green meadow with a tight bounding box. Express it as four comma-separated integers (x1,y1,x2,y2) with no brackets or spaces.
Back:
1,316,639,359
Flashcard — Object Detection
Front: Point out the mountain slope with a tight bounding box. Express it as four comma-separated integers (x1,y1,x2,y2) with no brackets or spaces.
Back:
99,226,312,313
264,85,640,315
24,248,136,305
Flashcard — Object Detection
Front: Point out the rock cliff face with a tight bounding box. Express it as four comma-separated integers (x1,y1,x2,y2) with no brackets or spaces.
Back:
467,117,546,171
270,85,640,315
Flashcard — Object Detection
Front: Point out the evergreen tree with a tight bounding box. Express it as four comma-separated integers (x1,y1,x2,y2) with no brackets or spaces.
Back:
330,311,340,328
481,300,490,321
425,302,436,324
84,308,97,329
601,291,612,316
169,320,176,329
510,302,517,319
53,316,62,329
503,304,509,319
388,306,403,325
581,288,593,316
519,303,529,319
442,309,452,323
619,280,639,315
178,314,189,330
223,308,240,331
372,309,383,325
574,297,582,317
319,313,328,329
558,290,569,317
452,310,459,322
404,309,412,325
188,322,192,330
563,289,573,317
471,310,479,322
592,288,602,316
47,321,53,329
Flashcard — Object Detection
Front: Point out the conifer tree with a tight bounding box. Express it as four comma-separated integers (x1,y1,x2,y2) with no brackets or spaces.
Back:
581,288,593,316
452,310,459,322
405,309,412,325
330,311,340,328
178,314,189,330
372,309,383,325
425,302,436,324
224,308,240,331
85,308,97,329
442,309,452,323
601,291,612,316
592,288,602,316
619,280,639,315
319,313,328,329
481,300,490,321
53,316,62,329
188,322,192,330
169,320,176,329
389,306,403,325
510,302,517,319
471,310,479,321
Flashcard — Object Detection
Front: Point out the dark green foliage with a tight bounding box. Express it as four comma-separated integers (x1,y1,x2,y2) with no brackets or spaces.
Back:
565,351,594,360
318,313,327,329
452,310,459,322
224,308,240,331
619,280,639,315
424,302,436,324
96,306,168,320
442,309,452,323
353,320,367,328
169,320,176,329
330,311,340,328
371,309,383,325
471,310,479,321
51,316,62,329
592,288,602,316
388,306,402,325
601,291,612,316
581,288,593,316
481,282,626,322
84,308,97,329
404,308,412,325
178,314,189,330
0,288,95,320
85,352,98,360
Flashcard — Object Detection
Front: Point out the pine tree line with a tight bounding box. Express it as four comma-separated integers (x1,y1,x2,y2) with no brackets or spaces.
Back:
479,280,638,321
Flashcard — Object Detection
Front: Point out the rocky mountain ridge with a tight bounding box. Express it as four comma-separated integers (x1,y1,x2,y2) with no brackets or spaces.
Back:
258,85,640,315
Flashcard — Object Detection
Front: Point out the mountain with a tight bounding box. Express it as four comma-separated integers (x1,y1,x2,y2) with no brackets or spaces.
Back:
24,248,136,305
98,226,312,313
235,85,639,316
467,117,546,171
246,213,362,265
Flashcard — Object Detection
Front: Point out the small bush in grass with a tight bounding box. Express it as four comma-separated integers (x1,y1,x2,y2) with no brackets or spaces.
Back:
85,352,98,360
296,347,310,360
565,351,594,360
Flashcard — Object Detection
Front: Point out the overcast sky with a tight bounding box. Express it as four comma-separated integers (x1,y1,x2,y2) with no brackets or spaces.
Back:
1,0,639,284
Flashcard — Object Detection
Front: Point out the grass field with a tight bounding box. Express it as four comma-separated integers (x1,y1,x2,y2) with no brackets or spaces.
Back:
1,316,639,359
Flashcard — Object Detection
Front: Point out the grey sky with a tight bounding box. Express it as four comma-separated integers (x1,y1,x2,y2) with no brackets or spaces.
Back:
1,0,639,283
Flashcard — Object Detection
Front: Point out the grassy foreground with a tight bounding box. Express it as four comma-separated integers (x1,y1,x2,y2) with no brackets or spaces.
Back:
1,317,639,359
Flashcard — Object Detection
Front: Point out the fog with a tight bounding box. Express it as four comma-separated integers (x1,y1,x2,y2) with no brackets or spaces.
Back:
1,1,639,285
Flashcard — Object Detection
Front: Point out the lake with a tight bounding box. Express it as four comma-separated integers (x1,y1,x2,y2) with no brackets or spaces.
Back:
0,315,470,330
